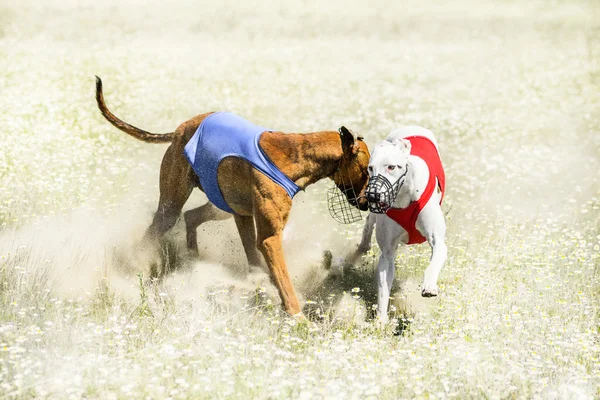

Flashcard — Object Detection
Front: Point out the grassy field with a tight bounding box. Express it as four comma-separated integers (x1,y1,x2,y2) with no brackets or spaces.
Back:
1,0,599,398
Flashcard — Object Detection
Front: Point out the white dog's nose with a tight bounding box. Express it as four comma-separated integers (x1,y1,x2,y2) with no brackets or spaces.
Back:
365,190,381,203
365,173,404,214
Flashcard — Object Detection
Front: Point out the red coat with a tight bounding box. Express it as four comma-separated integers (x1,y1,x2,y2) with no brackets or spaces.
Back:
385,136,445,244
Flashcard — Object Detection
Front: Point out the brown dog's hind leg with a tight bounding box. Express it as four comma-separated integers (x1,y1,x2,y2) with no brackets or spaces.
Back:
183,202,231,257
233,215,263,268
143,144,195,244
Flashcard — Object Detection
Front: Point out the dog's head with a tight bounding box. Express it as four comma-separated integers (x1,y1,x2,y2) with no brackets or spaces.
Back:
333,126,371,211
364,137,411,213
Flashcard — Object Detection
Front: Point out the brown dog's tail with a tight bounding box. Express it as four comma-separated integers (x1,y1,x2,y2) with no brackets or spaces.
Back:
95,76,174,143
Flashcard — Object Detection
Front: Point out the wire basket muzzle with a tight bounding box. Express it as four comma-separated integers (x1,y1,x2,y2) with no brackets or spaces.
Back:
327,186,364,224
365,174,401,214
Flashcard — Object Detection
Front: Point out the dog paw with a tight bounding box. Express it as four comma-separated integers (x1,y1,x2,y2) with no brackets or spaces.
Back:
291,313,320,332
357,243,371,254
421,285,438,297
372,313,391,330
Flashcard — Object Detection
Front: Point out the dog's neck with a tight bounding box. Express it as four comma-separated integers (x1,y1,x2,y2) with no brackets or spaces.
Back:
259,131,344,189
392,155,429,209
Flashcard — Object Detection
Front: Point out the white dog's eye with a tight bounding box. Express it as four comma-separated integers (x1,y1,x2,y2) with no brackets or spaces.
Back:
388,165,396,171
368,166,373,172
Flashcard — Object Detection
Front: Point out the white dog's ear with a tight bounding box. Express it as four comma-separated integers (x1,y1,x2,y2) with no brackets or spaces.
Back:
393,138,411,153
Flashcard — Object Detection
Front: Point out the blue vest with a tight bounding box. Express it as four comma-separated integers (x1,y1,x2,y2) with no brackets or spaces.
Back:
184,112,300,213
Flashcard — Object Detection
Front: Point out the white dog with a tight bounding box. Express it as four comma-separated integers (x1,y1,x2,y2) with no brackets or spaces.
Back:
359,126,447,322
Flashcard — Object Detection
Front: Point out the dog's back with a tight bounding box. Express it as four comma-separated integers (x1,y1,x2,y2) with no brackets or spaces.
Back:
386,126,439,149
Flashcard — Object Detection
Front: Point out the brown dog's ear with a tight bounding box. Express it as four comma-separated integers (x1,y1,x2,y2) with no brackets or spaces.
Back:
339,126,356,154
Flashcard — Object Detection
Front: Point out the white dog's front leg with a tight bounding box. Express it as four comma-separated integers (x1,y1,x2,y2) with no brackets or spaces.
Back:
376,252,395,323
419,205,447,297
358,213,375,253
375,218,402,323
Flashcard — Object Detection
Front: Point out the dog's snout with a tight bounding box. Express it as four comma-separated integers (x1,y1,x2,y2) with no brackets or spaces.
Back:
365,191,379,203
365,181,382,203
365,174,398,214
357,197,369,211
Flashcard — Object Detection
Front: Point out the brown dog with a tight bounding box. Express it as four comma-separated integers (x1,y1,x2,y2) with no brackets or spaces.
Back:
95,76,370,317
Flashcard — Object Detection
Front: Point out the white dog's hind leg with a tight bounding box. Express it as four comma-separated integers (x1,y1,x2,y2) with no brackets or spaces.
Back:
422,235,446,297
357,213,375,253
419,205,447,297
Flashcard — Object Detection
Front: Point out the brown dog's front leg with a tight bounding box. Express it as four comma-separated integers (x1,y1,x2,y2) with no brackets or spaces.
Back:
254,207,301,316
257,233,301,316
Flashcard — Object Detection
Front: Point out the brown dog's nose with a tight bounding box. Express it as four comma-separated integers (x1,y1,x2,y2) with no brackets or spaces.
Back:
357,197,369,211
